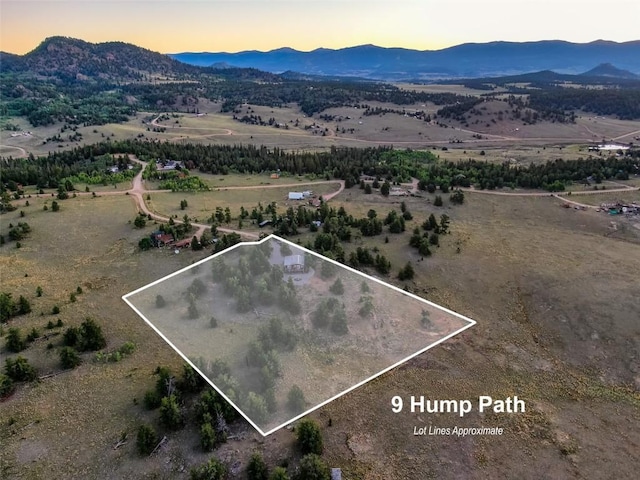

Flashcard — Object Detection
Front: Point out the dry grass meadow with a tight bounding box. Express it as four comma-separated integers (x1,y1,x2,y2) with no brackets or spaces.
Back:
2,174,639,478
5,95,640,157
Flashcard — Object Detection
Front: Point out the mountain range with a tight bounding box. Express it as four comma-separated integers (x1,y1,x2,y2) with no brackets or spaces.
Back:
1,37,639,85
170,40,640,80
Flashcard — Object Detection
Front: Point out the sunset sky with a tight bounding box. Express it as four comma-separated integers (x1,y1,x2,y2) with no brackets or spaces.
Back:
1,0,638,55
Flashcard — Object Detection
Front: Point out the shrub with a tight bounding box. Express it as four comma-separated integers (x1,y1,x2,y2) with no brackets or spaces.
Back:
328,278,344,295
5,356,37,381
138,237,152,250
26,327,39,342
398,262,415,281
293,454,329,480
0,373,14,397
5,328,26,353
143,390,162,410
155,295,166,308
450,189,465,205
287,385,306,413
200,421,217,452
136,424,157,456
190,458,228,480
269,467,289,480
78,318,106,351
118,341,136,355
247,452,269,480
330,308,348,335
59,347,81,369
296,418,323,455
180,363,205,393
159,394,183,430
63,327,79,346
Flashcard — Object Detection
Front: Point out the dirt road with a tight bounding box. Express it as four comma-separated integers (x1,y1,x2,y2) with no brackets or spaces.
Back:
125,156,260,240
0,144,29,158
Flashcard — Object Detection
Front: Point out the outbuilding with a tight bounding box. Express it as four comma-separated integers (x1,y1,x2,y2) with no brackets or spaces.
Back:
283,254,305,273
288,192,304,200
174,238,192,249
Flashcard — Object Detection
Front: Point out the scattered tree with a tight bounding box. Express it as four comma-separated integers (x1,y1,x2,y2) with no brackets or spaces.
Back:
450,189,465,205
190,458,228,480
329,278,344,295
247,452,269,480
200,421,217,452
5,356,37,381
60,346,81,369
188,300,200,319
134,215,146,228
269,467,289,480
136,424,158,456
78,318,106,351
296,418,323,455
294,454,330,480
398,262,415,281
159,394,183,430
287,385,306,412
138,237,152,250
5,328,26,353
0,373,14,397
155,295,166,308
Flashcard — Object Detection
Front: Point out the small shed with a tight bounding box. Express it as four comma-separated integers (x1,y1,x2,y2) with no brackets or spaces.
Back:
331,468,342,480
259,220,272,228
283,254,305,273
288,192,304,200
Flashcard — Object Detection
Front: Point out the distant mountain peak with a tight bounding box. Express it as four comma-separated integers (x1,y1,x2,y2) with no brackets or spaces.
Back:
9,37,203,81
581,63,639,79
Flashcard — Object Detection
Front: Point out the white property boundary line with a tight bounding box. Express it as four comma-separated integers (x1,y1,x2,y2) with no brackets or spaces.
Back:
123,234,476,436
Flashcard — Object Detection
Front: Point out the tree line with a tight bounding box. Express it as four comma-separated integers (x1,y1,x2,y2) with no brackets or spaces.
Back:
2,141,638,193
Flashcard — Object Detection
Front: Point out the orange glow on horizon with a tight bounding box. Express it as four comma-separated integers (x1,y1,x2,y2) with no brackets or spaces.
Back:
1,0,638,56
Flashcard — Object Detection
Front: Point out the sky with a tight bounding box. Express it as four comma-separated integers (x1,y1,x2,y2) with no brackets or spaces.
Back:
1,0,639,55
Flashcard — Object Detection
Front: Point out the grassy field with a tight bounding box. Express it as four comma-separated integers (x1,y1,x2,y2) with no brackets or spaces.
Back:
154,171,329,189
394,83,503,95
4,96,640,160
146,183,341,222
569,190,640,206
